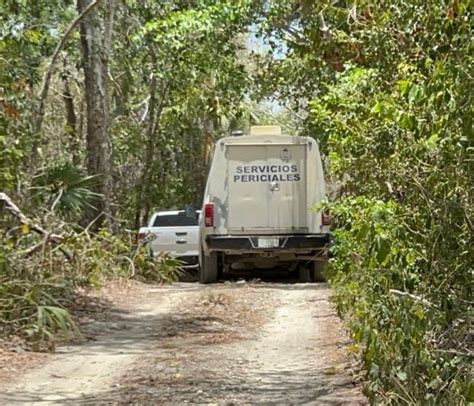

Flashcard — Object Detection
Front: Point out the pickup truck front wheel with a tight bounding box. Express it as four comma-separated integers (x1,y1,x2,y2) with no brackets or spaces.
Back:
199,251,218,284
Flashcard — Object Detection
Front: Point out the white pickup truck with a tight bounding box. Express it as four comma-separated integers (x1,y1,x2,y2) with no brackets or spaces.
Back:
138,209,200,266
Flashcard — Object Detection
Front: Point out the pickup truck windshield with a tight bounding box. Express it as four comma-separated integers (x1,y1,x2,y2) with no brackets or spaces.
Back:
153,213,198,227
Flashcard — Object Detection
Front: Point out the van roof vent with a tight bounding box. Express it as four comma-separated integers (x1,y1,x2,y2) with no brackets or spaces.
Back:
250,126,282,136
230,129,244,137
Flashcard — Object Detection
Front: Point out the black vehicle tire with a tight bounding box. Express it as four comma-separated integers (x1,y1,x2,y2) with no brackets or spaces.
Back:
298,264,312,283
199,251,218,284
311,261,327,283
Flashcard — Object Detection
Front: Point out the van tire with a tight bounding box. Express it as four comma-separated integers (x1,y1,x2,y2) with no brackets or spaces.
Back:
311,261,327,282
199,252,218,284
298,264,312,283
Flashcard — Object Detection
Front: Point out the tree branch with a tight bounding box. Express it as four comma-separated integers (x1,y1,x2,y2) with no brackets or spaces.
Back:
34,0,103,135
389,289,433,308
0,192,72,260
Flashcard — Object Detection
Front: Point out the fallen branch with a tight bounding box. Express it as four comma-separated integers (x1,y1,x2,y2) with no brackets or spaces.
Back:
434,349,473,358
1,193,63,241
389,289,433,308
0,192,72,260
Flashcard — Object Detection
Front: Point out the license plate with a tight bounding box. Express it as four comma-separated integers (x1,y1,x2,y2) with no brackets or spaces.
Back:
258,238,280,248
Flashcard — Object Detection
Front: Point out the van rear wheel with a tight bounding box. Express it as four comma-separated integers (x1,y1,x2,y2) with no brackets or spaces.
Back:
298,264,312,283
311,261,327,282
199,251,218,284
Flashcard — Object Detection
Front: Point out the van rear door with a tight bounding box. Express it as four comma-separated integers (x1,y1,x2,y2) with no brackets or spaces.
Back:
226,143,308,234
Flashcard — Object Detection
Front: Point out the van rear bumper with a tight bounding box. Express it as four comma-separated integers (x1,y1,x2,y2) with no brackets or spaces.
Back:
205,234,330,251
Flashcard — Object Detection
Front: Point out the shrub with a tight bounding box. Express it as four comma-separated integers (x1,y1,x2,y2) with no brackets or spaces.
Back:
326,197,472,404
0,221,183,350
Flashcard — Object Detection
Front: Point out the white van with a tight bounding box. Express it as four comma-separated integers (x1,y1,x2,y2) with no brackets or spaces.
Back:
199,126,330,283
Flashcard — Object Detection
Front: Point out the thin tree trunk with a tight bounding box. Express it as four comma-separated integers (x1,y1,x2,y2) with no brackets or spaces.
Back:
197,117,215,205
202,117,215,165
134,73,158,230
133,74,168,229
33,0,103,147
61,68,80,167
79,92,86,165
78,0,114,229
141,90,168,226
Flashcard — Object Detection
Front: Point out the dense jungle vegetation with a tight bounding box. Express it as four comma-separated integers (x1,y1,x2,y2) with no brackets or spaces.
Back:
0,0,472,403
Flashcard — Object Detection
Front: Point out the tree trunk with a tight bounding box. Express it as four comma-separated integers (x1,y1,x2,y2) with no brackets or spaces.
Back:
61,67,80,167
142,95,167,226
133,74,168,230
134,73,157,230
78,0,115,229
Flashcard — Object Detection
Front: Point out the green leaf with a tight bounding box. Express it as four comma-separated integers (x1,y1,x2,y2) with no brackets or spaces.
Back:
375,235,391,264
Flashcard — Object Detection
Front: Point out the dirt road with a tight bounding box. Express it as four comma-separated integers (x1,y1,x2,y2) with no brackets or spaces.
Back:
0,281,367,405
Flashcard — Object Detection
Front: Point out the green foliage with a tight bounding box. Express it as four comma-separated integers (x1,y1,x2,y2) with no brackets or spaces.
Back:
32,163,100,214
133,251,184,284
326,197,472,404
0,135,24,190
0,222,183,349
26,305,79,351
112,0,259,218
0,240,79,350
0,0,78,185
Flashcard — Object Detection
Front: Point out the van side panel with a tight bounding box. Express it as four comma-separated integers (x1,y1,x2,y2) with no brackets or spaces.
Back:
306,140,326,234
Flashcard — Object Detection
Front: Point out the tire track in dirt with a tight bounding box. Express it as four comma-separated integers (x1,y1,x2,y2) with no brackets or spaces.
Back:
0,282,366,405
0,284,196,405
224,285,366,404
99,283,367,405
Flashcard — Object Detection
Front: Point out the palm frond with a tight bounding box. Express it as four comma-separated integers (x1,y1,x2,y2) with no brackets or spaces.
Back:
32,163,102,214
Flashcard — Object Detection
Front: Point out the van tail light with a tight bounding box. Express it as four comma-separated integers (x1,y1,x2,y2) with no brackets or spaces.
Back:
137,232,146,243
321,211,331,226
204,203,214,227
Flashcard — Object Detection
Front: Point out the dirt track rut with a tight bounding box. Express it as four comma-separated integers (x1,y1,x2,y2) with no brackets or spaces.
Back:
0,281,366,405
